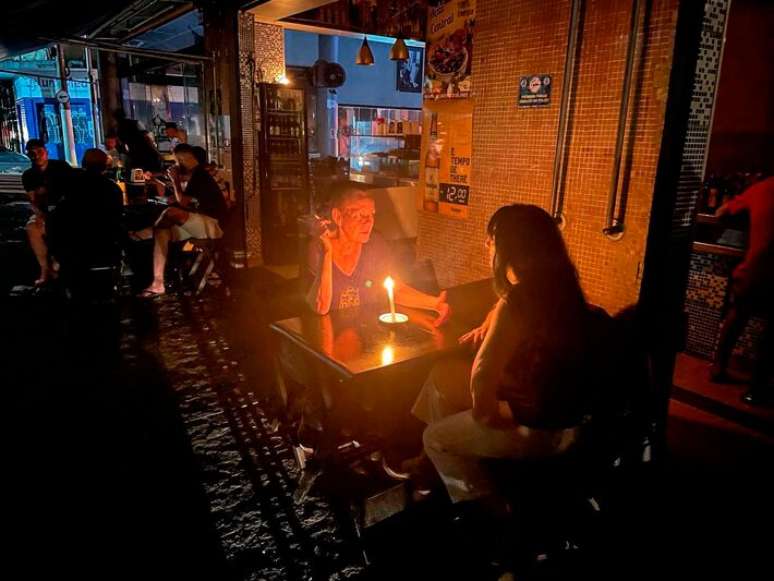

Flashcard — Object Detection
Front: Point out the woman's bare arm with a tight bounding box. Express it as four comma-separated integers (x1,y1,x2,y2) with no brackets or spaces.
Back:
470,298,520,426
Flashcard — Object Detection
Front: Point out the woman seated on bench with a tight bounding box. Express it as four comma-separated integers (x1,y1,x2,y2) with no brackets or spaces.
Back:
412,204,603,504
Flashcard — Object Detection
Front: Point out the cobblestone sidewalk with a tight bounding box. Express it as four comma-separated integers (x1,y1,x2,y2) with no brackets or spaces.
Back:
144,296,365,581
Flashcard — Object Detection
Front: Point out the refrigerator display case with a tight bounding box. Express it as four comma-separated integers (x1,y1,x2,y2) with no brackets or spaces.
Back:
258,83,311,265
338,106,421,186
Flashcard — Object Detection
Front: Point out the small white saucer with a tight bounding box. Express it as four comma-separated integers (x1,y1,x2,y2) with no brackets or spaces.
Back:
379,313,408,324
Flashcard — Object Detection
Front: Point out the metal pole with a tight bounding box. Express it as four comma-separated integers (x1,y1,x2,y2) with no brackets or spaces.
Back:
200,62,210,155
56,44,78,165
85,47,102,146
47,36,213,64
550,0,583,225
604,0,643,236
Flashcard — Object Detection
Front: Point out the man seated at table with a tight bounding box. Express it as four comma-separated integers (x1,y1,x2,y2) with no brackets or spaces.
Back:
306,182,450,323
22,139,74,285
138,143,226,298
48,148,124,273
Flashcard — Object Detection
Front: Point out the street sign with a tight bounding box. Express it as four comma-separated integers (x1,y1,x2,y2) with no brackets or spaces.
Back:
55,89,70,104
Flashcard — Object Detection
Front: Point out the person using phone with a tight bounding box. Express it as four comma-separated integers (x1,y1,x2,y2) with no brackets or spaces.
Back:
306,182,450,325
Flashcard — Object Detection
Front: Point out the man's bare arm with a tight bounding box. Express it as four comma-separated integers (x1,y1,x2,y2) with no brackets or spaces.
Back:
305,234,335,314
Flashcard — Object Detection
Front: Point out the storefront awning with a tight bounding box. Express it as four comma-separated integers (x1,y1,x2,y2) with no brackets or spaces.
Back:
0,0,195,60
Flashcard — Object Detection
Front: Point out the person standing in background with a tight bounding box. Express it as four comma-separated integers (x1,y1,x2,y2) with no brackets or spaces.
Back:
711,175,774,405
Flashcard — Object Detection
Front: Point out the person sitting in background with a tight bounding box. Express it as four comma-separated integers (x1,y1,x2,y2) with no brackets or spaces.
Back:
21,139,74,285
306,182,450,322
164,122,187,149
138,143,226,298
205,161,232,208
49,149,124,273
711,175,774,405
191,145,232,208
115,110,162,174
413,204,603,506
100,132,122,165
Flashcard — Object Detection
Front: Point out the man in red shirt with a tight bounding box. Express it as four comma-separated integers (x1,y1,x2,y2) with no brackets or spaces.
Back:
711,176,774,405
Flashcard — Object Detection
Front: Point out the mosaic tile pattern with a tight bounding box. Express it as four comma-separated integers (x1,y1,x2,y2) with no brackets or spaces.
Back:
417,0,681,314
241,19,287,265
684,250,766,366
684,252,732,357
671,0,730,230
239,13,261,264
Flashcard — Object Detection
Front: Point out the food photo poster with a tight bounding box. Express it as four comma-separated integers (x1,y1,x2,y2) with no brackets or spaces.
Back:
424,0,476,99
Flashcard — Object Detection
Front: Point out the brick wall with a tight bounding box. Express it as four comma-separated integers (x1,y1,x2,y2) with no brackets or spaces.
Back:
417,0,680,314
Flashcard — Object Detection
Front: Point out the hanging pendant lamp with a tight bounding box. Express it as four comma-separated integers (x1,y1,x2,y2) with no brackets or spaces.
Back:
356,35,375,66
389,37,409,61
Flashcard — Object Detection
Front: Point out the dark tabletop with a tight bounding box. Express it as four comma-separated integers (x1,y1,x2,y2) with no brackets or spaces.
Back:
270,278,496,380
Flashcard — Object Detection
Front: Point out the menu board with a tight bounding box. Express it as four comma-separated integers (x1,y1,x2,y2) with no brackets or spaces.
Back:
424,0,476,99
418,99,474,220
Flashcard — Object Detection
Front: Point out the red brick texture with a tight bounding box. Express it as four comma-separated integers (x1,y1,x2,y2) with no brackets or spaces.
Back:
417,0,679,314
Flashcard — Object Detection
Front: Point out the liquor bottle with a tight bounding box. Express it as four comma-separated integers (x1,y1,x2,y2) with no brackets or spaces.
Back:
423,112,440,212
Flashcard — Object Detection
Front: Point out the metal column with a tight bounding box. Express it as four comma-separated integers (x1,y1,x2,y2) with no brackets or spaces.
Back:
56,44,78,165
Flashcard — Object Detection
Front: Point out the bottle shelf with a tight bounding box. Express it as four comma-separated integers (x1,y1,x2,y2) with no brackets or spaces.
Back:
267,109,302,115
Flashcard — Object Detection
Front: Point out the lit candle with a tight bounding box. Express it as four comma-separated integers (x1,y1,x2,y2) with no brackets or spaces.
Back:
381,345,395,366
384,276,396,322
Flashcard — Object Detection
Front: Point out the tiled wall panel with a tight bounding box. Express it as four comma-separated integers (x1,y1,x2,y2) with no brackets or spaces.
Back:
240,17,286,264
417,0,681,314
685,251,766,366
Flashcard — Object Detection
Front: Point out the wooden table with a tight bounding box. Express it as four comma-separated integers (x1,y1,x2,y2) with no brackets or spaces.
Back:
269,278,496,461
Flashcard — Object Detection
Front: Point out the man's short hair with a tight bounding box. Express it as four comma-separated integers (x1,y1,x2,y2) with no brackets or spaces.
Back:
173,143,195,156
329,181,372,210
165,122,178,130
81,148,109,173
191,145,208,166
25,138,45,151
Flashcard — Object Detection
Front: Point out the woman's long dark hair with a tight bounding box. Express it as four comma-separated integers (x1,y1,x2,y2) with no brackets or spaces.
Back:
487,204,586,326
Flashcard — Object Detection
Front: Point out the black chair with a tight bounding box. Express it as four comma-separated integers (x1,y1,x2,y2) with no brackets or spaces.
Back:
477,305,659,573
58,243,123,303
167,236,226,295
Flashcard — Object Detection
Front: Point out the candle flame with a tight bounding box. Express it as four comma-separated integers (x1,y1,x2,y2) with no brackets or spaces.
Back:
384,276,394,291
381,345,395,366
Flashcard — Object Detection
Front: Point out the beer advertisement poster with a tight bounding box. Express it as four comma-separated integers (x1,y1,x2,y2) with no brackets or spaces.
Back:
424,0,476,99
419,99,473,220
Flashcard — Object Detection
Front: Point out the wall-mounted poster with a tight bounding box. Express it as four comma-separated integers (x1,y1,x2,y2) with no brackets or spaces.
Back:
396,46,424,93
518,75,552,107
424,0,476,99
418,99,473,219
